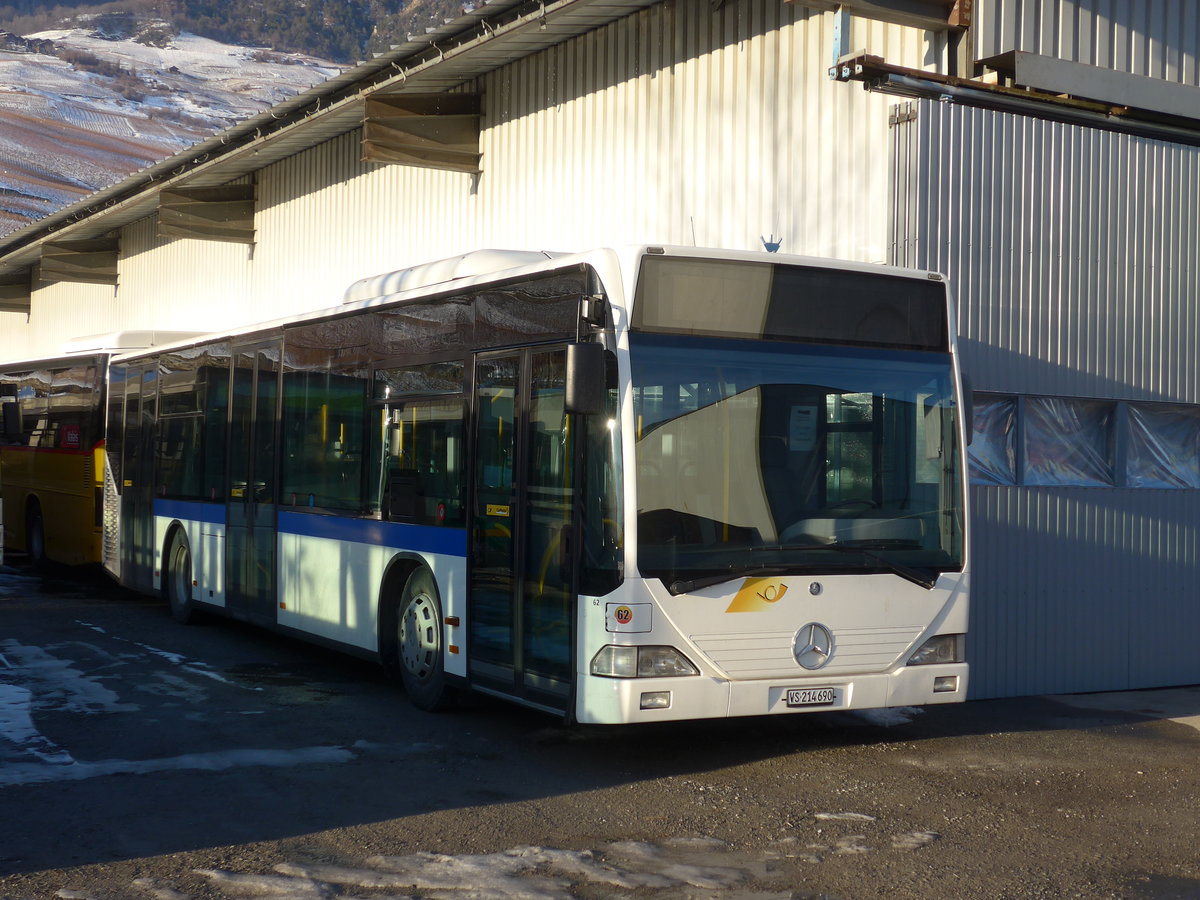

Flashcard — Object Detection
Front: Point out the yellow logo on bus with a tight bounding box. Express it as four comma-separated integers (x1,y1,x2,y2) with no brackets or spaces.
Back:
726,578,789,613
486,504,511,517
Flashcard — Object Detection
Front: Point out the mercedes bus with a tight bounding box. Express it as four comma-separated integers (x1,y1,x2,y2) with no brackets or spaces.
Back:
102,246,969,724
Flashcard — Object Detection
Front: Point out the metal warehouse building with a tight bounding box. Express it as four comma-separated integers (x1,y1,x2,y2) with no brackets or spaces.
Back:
2,0,1199,699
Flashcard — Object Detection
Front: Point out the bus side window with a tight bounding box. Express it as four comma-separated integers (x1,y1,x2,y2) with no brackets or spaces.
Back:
2,396,21,442
50,364,99,451
17,369,50,447
380,399,465,527
280,362,368,512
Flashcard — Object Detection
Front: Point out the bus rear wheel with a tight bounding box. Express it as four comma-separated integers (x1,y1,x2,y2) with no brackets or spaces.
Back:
395,568,454,712
166,532,199,625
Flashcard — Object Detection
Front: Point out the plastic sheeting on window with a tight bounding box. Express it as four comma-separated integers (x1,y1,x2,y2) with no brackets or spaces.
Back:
968,394,1016,485
1127,403,1200,488
1024,397,1115,487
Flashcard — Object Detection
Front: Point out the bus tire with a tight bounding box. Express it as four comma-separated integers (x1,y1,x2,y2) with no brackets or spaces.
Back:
166,531,199,625
395,567,454,712
25,500,46,567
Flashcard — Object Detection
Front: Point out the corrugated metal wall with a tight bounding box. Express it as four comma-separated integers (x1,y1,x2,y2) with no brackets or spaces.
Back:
893,98,1200,698
1,281,120,364
971,488,1200,697
247,0,946,322
893,99,1200,402
121,215,256,334
2,0,946,360
974,0,1200,85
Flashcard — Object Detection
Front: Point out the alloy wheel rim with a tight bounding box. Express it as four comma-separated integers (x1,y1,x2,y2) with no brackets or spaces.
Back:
400,592,438,681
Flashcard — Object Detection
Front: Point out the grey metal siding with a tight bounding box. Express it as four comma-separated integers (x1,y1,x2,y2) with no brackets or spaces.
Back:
894,98,1200,698
894,99,1200,402
974,0,1200,86
970,486,1200,698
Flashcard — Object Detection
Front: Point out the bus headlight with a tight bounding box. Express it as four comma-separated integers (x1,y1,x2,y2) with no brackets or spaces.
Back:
907,634,964,666
591,645,699,678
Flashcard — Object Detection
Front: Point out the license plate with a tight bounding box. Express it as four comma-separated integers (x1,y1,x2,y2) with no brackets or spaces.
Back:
786,687,836,708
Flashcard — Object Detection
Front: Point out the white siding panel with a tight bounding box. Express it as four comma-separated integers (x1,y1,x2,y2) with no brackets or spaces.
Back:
0,281,120,361
119,215,256,334
464,1,946,262
253,129,479,318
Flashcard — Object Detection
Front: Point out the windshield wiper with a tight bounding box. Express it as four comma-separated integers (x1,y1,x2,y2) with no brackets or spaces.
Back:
819,545,939,590
667,565,795,596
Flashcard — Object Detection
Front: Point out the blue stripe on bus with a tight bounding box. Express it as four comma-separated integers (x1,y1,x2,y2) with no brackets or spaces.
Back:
278,510,468,557
154,498,226,525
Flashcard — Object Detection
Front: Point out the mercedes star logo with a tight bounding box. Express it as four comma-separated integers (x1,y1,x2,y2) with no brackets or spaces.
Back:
793,622,834,670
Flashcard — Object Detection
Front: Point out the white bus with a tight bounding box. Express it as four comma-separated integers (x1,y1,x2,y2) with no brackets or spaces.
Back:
103,246,969,724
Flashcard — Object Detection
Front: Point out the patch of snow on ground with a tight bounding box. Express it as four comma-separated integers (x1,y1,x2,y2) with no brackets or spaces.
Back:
0,744,358,787
130,640,240,685
892,831,941,850
0,682,74,763
196,868,333,899
0,639,136,715
178,832,945,900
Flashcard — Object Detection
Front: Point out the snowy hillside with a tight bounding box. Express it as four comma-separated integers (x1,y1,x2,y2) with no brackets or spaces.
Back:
0,27,342,235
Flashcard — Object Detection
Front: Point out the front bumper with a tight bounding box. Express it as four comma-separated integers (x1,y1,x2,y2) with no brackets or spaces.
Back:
575,662,969,724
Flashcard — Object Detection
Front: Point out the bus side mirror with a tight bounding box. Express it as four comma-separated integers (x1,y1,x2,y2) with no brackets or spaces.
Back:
2,400,20,441
565,343,605,415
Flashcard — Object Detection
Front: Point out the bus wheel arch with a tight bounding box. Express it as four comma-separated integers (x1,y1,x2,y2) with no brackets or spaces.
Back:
24,496,46,565
163,525,199,625
379,555,454,712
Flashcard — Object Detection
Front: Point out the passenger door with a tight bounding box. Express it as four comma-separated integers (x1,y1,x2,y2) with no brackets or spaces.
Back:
119,363,158,592
225,341,281,625
469,348,577,709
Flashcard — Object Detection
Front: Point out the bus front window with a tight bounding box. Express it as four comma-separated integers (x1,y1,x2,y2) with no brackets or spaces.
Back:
629,333,964,590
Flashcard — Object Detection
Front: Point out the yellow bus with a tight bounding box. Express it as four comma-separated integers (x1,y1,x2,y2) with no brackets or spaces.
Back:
1,354,108,565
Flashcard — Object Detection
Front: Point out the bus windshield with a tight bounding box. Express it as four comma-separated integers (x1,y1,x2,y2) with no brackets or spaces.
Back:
630,333,964,591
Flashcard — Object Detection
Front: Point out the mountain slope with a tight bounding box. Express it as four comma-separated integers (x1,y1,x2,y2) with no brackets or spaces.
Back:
0,26,341,235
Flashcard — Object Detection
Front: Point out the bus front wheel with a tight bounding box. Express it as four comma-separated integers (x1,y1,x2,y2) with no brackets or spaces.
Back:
394,568,454,712
166,532,199,625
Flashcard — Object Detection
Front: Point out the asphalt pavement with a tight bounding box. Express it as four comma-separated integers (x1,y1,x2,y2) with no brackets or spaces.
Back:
1,560,1198,900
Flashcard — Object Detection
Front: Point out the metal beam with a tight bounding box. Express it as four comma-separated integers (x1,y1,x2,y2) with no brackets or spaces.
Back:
983,51,1200,123
796,0,963,31
831,52,1200,149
